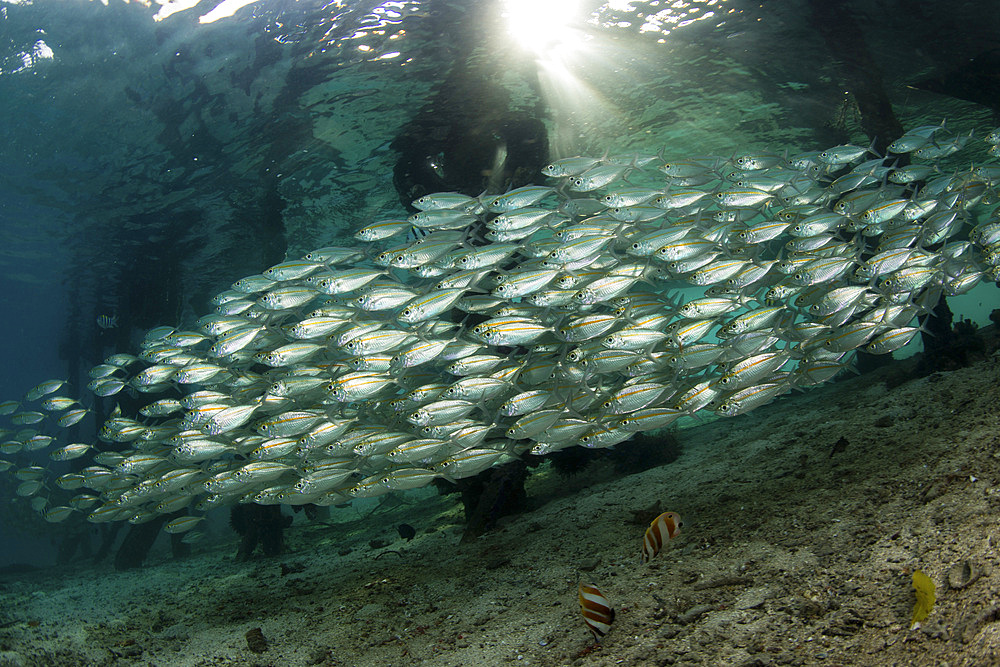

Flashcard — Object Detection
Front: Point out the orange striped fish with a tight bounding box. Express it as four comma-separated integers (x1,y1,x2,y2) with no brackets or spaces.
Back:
640,511,682,563
578,582,614,642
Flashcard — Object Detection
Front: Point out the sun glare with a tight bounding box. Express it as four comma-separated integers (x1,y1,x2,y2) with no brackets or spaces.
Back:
500,0,621,157
501,0,582,55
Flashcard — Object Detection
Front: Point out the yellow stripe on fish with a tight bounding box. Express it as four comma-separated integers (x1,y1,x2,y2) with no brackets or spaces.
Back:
164,515,205,534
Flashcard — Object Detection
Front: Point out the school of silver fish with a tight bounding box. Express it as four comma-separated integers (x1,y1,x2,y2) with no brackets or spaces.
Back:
2,122,1000,530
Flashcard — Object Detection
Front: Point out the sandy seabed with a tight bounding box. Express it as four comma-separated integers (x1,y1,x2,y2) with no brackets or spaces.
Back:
2,330,1000,667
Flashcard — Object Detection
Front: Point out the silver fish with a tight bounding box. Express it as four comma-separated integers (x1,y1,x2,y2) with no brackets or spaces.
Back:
3,121,997,533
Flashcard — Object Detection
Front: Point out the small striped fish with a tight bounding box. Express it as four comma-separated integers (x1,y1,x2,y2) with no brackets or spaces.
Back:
96,314,118,329
578,582,614,642
640,511,682,563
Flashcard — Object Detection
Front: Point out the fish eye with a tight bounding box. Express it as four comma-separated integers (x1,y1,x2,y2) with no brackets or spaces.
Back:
402,309,412,317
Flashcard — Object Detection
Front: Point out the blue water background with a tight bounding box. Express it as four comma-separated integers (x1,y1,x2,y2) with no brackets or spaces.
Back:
0,0,997,566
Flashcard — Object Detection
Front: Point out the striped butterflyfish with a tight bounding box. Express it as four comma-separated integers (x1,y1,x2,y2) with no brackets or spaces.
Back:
640,511,682,563
578,582,614,642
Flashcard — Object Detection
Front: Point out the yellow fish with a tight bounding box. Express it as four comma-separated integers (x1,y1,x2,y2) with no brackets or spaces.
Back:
911,569,935,629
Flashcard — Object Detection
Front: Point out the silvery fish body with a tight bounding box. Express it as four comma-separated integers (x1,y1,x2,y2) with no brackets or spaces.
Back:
25,379,67,402
4,122,999,530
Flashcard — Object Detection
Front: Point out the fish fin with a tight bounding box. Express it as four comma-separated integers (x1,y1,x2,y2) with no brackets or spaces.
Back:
866,136,883,160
